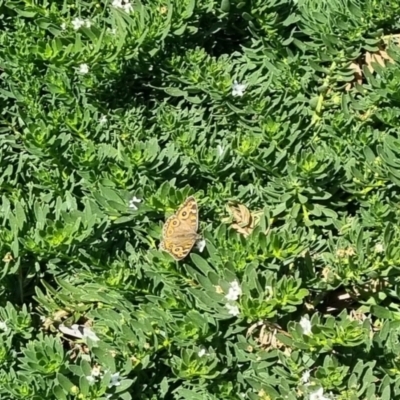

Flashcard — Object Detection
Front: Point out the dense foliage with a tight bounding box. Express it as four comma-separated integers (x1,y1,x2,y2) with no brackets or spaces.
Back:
1,0,400,399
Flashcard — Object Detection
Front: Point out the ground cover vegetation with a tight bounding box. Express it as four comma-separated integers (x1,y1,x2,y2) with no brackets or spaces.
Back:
1,0,400,399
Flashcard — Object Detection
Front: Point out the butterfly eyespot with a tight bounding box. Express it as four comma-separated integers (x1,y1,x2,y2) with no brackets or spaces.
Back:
160,196,199,261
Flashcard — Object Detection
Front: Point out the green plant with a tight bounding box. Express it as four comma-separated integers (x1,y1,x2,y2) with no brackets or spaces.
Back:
1,0,400,399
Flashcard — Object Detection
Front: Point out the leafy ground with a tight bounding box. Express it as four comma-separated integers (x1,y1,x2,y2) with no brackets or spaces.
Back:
1,0,400,399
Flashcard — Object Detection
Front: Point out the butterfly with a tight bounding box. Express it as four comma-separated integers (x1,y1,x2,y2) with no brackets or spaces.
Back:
159,196,201,260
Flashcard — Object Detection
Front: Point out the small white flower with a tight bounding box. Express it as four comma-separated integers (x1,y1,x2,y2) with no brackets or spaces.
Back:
108,27,117,35
129,196,141,210
195,238,206,252
198,348,208,357
79,63,89,74
217,144,224,156
99,115,108,125
301,370,310,384
85,20,92,28
72,18,85,30
0,321,8,332
299,316,312,335
231,280,241,292
374,243,384,253
225,280,242,301
309,387,330,400
123,2,133,12
226,303,240,317
83,327,100,342
265,285,273,299
108,372,121,388
232,80,246,97
86,375,96,385
112,0,133,13
61,22,67,31
91,365,102,377
225,291,237,301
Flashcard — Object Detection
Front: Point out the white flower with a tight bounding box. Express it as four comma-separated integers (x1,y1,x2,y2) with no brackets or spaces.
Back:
86,375,96,385
99,115,108,125
374,243,384,253
225,291,237,301
226,303,240,317
232,80,246,97
265,285,273,299
72,18,85,30
301,370,310,384
299,316,312,335
123,2,133,12
309,387,330,400
195,238,206,252
83,327,100,342
85,365,102,385
231,280,241,292
61,22,67,31
0,321,8,332
112,0,133,13
217,144,224,156
108,372,121,388
79,63,89,74
108,27,117,35
225,280,242,301
91,365,102,377
129,196,141,210
198,348,208,357
85,20,92,28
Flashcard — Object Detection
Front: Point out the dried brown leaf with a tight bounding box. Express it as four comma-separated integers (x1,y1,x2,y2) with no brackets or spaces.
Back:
379,49,394,63
41,309,70,331
350,61,363,84
246,320,291,352
223,202,262,236
346,40,397,91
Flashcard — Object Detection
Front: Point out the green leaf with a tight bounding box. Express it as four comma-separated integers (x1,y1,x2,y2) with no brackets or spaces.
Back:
164,87,188,97
53,386,67,400
56,374,74,393
183,0,195,19
372,305,400,321
160,377,169,397
220,0,230,12
190,253,215,276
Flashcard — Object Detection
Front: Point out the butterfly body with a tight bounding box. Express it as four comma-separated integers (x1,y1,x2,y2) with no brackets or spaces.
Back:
160,196,200,260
